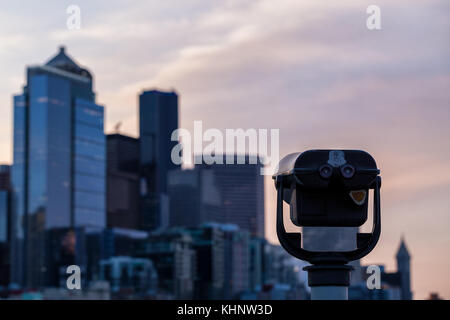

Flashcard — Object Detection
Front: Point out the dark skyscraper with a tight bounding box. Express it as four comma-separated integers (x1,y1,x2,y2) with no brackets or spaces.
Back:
11,47,106,287
139,90,179,231
106,134,140,229
0,165,11,243
107,134,139,174
0,165,11,285
139,90,178,194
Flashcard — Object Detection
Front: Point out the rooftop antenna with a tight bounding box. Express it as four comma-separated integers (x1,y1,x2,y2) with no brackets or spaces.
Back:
114,121,122,134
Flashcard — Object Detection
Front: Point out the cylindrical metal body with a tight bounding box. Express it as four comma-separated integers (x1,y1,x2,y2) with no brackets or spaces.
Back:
304,264,353,300
310,286,348,300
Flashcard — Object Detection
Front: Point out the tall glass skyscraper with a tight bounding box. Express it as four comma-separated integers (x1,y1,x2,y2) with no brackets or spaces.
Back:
11,46,106,287
139,90,179,231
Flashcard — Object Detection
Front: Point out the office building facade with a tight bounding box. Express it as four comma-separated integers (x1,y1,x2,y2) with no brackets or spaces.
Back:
106,134,140,229
11,47,106,287
136,229,195,299
167,167,221,228
196,156,265,238
99,256,158,298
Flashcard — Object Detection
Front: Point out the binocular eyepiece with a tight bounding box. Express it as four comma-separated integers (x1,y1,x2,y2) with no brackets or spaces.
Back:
273,149,381,264
318,162,356,179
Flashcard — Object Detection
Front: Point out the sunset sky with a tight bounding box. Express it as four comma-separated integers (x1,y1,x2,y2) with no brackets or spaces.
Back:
0,0,449,299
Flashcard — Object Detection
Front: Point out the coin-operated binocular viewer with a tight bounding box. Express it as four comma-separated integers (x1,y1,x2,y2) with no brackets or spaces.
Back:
273,150,381,300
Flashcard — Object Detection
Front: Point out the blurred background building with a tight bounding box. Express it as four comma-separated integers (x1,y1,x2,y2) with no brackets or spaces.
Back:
106,134,140,230
11,46,105,288
349,237,413,300
0,165,11,286
167,167,221,228
99,256,158,299
195,157,265,238
139,90,179,232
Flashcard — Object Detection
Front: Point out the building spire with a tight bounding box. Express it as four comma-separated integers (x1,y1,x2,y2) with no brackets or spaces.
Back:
396,235,410,260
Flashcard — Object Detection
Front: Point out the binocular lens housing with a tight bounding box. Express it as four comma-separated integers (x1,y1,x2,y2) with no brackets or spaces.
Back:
341,164,355,179
319,164,333,179
274,150,379,227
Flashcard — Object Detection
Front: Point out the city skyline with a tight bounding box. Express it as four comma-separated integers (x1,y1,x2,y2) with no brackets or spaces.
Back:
0,0,449,299
4,46,279,297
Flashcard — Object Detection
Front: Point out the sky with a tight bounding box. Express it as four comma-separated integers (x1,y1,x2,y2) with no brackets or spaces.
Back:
0,0,449,299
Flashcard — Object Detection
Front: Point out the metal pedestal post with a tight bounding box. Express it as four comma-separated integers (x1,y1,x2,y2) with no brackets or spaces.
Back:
304,264,353,300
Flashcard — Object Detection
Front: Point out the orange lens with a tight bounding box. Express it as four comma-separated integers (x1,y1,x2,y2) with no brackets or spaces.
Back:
349,190,367,205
